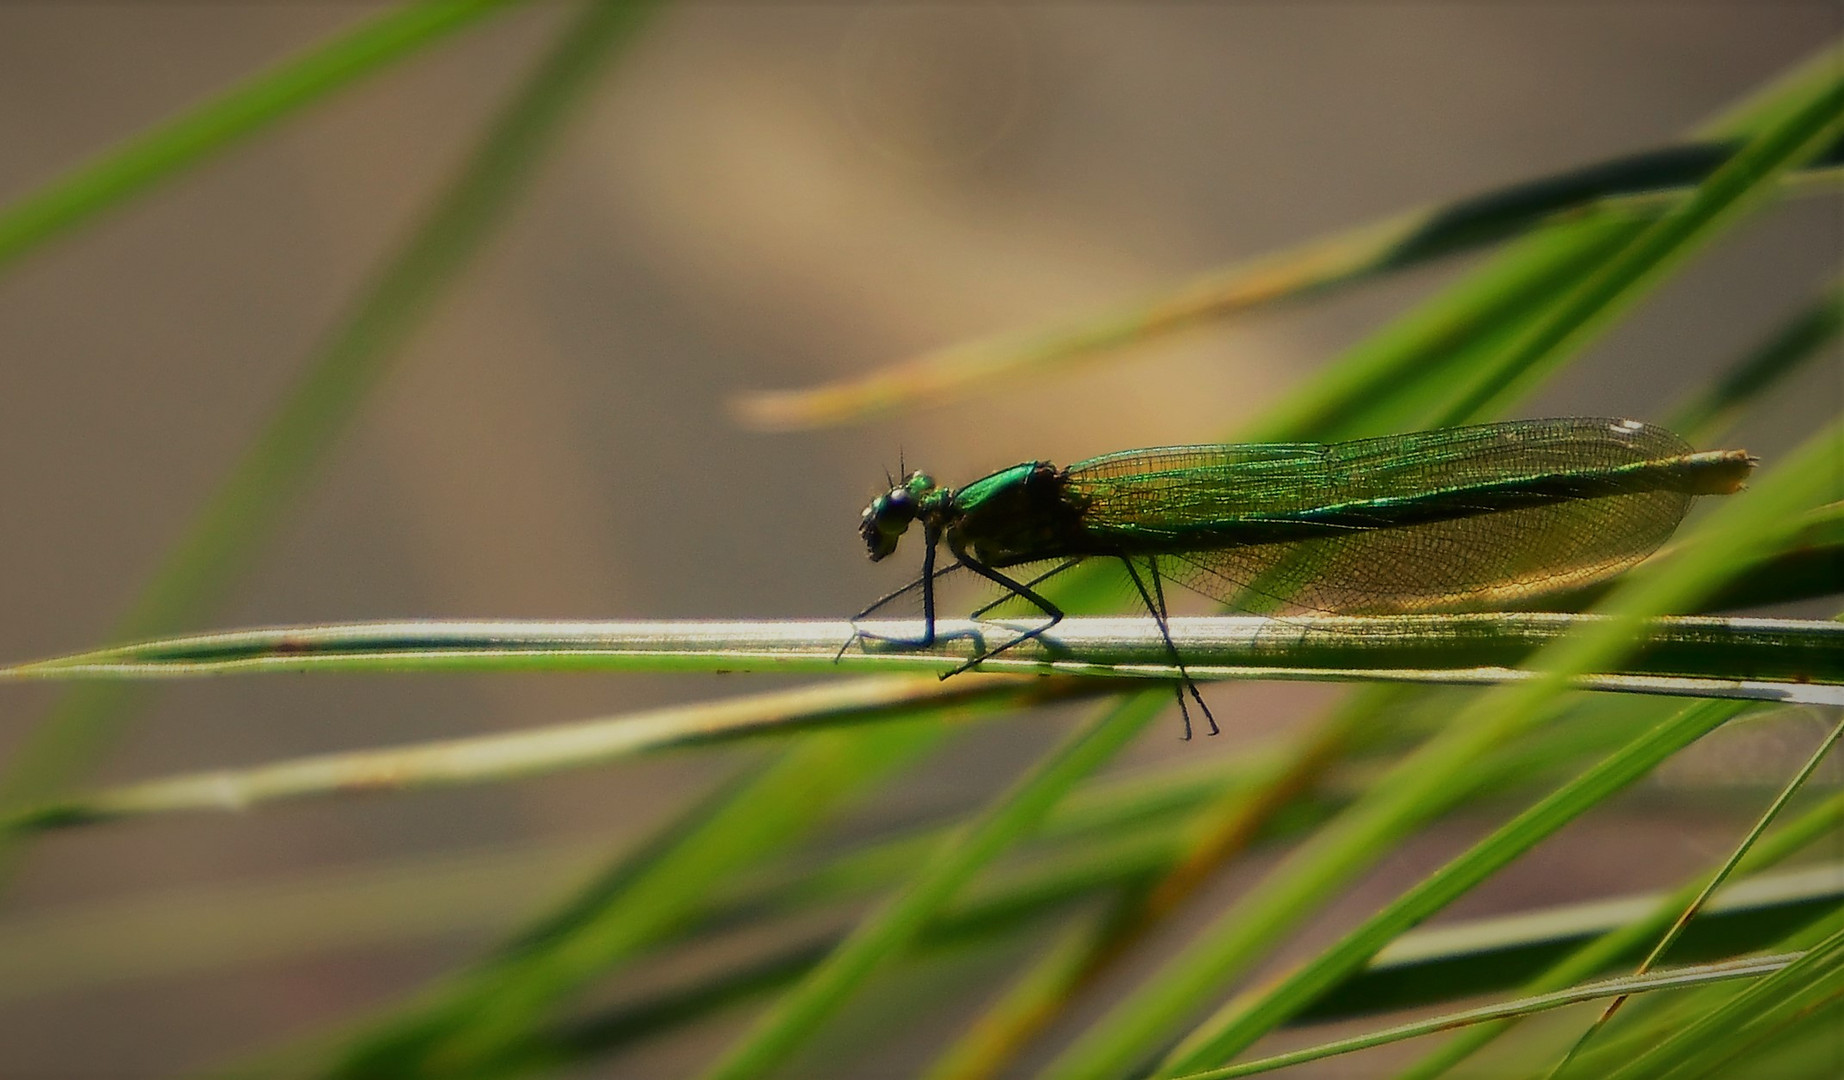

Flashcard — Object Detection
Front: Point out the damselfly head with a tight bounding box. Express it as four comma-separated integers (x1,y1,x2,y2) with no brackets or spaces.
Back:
859,471,937,561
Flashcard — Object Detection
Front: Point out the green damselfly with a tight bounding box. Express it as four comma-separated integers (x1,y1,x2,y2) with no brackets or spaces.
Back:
849,418,1755,738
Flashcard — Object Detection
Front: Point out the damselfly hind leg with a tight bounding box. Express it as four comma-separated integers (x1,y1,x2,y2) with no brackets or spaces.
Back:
1120,555,1219,739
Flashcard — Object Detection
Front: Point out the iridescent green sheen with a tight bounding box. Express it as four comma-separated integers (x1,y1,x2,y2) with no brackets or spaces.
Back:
850,418,1754,737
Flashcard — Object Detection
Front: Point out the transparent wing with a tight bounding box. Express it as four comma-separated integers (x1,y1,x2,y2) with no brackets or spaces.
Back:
1065,419,1698,613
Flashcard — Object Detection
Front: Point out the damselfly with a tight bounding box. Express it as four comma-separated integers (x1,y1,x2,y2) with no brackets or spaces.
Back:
849,418,1755,737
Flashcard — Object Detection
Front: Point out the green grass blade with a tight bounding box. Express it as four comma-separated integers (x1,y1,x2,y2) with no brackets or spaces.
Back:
0,0,525,271
0,677,1108,832
1147,420,1844,1077
314,721,943,1077
0,747,1328,1010
920,685,1401,1080
732,146,1837,433
1544,711,1844,1075
7,615,1837,699
1538,901,1844,1080
1159,695,1753,1078
0,0,662,856
1039,406,1843,1079
1392,787,1844,1079
1668,275,1844,441
1178,955,1800,1080
1428,66,1844,425
1308,858,1844,1024
729,38,1844,432
1248,215,1647,443
695,690,1169,1080
1598,921,1844,1080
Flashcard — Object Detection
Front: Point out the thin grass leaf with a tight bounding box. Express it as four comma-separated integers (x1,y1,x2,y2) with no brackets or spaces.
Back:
540,861,1844,1070
1140,416,1844,1078
1545,711,1844,1076
1156,695,1755,1079
1597,920,1844,1080
730,38,1844,432
921,685,1399,1080
1042,402,1844,1079
5,615,1836,704
312,721,944,1078
696,690,1170,1080
1392,787,1844,1078
0,0,664,882
1428,68,1844,426
1668,275,1844,440
1308,860,1844,1024
731,148,1841,432
0,742,1357,1014
0,0,526,270
1174,955,1801,1080
1251,216,1648,443
1528,902,1844,1080
0,677,1112,832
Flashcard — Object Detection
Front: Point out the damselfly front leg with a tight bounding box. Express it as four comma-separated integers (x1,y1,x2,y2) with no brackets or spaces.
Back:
940,541,1068,678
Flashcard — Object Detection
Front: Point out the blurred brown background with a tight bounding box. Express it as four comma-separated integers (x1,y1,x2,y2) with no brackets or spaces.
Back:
0,3,1838,1075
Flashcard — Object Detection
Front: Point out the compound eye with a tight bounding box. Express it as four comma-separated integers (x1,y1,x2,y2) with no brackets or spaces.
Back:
885,488,913,514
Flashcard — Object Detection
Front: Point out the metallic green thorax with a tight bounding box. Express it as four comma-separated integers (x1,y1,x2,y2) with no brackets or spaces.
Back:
856,418,1755,614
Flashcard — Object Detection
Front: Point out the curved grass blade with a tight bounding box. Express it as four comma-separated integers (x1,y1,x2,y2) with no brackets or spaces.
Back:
1668,275,1844,440
4,614,1837,703
1044,409,1844,1078
0,747,1331,1008
541,861,1843,1071
1308,858,1844,1025
311,720,945,1078
0,0,663,871
695,690,1170,1080
1597,919,1844,1080
0,676,1110,832
731,146,1842,432
0,0,526,271
1145,694,1758,1080
1541,710,1844,1077
731,38,1844,433
1170,955,1800,1080
1390,769,1844,1078
922,686,1392,1080
1536,900,1844,1080
1425,68,1844,427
